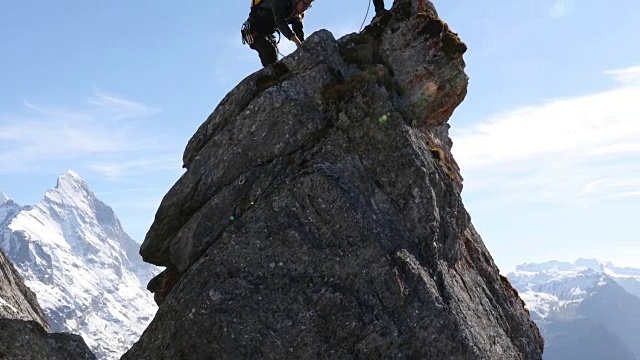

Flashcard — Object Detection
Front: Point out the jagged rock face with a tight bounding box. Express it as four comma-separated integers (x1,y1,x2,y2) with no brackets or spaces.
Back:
0,171,157,360
0,248,48,329
0,319,95,360
126,0,543,359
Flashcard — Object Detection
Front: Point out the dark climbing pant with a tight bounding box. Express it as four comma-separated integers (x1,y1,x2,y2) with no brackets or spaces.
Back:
250,32,278,67
373,0,385,14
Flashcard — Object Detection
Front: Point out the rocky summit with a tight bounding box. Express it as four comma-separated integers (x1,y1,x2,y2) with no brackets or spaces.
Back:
124,0,544,359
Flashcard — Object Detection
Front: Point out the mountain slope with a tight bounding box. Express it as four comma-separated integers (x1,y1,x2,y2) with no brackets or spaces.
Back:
580,280,640,358
604,264,640,299
0,171,157,360
541,318,635,360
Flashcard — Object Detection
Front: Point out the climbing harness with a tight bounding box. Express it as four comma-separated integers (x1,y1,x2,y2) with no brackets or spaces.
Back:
241,21,254,45
241,21,282,46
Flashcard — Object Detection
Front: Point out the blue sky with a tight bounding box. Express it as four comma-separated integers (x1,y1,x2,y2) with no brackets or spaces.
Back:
1,0,638,272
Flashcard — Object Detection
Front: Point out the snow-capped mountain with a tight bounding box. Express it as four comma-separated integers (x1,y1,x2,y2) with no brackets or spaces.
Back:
509,259,640,318
508,259,640,360
0,191,21,227
0,171,157,360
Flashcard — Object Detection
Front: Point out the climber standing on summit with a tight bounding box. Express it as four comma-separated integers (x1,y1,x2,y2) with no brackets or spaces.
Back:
241,0,312,67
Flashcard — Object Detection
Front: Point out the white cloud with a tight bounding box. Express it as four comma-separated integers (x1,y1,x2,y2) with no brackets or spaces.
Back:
452,72,640,205
453,86,640,168
605,66,640,85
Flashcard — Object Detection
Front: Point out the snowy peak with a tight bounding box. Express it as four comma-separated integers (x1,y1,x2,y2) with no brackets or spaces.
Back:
36,171,126,250
56,170,88,191
513,258,621,278
44,170,95,208
0,195,21,228
515,259,599,273
0,171,157,360
511,270,613,319
0,191,8,205
574,258,604,271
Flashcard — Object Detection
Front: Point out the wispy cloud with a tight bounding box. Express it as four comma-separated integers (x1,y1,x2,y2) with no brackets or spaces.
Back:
0,90,169,175
90,156,182,180
86,88,160,120
452,66,640,206
604,66,640,85
549,0,575,19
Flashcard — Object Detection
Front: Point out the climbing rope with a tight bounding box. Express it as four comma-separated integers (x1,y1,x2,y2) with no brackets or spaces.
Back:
359,0,372,32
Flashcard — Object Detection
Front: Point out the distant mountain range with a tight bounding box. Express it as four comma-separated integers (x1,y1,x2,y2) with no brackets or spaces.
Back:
0,171,157,360
508,259,640,360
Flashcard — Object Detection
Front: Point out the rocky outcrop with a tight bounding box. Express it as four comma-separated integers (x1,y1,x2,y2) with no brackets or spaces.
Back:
124,0,543,359
0,319,95,360
0,249,95,359
0,248,48,329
